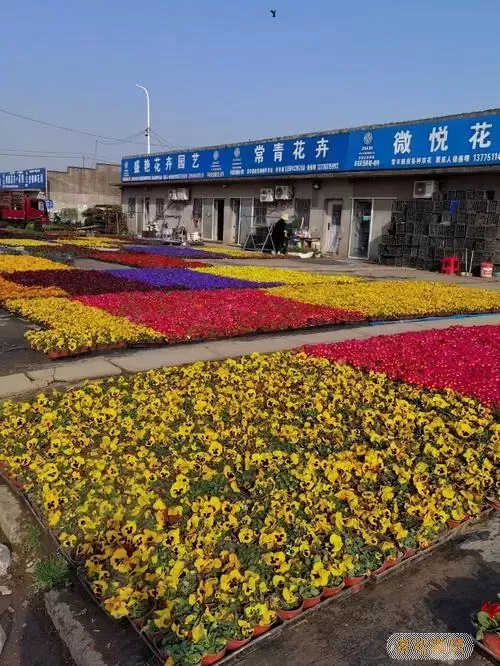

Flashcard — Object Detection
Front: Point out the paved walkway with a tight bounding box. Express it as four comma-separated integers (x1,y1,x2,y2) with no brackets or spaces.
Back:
1,313,499,400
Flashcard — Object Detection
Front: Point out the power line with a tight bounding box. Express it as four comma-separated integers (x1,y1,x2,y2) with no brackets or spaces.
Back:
0,106,179,149
0,152,117,162
0,148,116,157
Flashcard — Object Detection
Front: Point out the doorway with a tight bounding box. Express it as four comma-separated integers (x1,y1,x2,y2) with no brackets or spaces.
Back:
324,199,343,254
231,199,241,244
231,198,254,245
214,199,224,241
349,199,372,259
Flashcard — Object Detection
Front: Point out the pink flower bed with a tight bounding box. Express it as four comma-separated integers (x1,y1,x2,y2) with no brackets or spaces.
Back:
304,325,500,407
75,290,364,343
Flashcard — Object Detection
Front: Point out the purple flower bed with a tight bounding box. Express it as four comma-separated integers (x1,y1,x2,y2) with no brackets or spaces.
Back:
124,244,219,259
109,268,282,290
4,269,174,295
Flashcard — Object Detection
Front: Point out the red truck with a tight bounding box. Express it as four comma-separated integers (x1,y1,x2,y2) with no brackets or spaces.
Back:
0,191,49,228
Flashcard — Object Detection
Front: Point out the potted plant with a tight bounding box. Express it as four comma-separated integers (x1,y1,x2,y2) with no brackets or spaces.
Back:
244,603,276,637
297,581,322,609
400,533,419,559
219,617,254,651
447,506,470,529
378,541,403,570
197,632,227,665
474,599,500,657
275,586,304,620
130,598,154,629
322,573,345,599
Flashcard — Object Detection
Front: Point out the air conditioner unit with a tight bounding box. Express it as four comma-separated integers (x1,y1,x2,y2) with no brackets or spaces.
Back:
413,181,437,199
275,185,293,200
260,188,274,203
176,188,190,201
168,189,178,201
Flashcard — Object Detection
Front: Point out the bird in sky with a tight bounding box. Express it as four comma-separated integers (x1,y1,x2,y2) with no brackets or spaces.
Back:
270,9,277,17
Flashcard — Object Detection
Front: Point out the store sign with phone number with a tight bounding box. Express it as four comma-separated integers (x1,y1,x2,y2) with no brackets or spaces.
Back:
122,114,500,182
0,168,47,190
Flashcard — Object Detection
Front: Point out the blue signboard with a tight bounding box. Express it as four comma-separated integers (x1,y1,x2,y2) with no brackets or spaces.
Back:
121,113,500,182
45,200,54,210
121,133,349,182
347,114,500,171
0,168,47,190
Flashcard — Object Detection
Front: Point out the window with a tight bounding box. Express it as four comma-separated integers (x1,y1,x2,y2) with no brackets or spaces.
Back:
128,197,136,216
253,199,268,226
155,198,165,219
294,198,311,229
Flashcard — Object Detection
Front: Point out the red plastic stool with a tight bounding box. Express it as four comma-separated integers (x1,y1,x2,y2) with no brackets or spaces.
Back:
440,256,460,275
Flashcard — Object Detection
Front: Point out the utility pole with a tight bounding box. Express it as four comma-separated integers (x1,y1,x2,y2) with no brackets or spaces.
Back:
136,84,151,154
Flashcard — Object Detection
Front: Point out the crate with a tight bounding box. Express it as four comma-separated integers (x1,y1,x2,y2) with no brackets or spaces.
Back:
485,226,497,240
454,224,466,238
456,190,467,200
477,213,487,227
487,200,498,213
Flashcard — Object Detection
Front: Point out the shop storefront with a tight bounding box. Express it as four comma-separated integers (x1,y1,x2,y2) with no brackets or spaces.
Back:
121,109,500,260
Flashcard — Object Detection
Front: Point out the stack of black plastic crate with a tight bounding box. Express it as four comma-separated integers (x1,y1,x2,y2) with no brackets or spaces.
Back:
379,190,499,271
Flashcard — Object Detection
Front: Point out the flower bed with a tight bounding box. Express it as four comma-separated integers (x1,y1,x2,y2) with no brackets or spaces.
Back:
76,290,363,342
0,238,60,247
125,244,222,259
196,266,361,285
0,351,496,664
57,237,127,248
0,276,66,302
269,281,500,319
0,255,73,273
304,325,500,408
86,250,208,269
108,268,281,290
200,246,269,259
5,297,163,355
6,269,165,296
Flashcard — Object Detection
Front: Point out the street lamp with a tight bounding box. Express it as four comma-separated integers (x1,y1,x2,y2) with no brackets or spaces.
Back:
136,84,151,154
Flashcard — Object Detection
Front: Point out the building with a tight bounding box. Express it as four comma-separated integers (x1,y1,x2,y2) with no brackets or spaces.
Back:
47,163,121,220
0,163,121,222
120,109,500,264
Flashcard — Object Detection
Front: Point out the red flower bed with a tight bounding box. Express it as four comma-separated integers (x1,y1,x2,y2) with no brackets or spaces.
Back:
76,290,363,342
6,269,164,295
304,325,500,407
86,250,207,269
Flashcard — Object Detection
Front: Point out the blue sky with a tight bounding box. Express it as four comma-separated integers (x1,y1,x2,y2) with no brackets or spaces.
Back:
2,0,500,171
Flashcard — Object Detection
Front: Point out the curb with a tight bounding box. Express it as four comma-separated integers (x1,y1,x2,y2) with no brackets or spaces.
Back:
45,588,155,666
1,313,500,401
45,590,107,666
